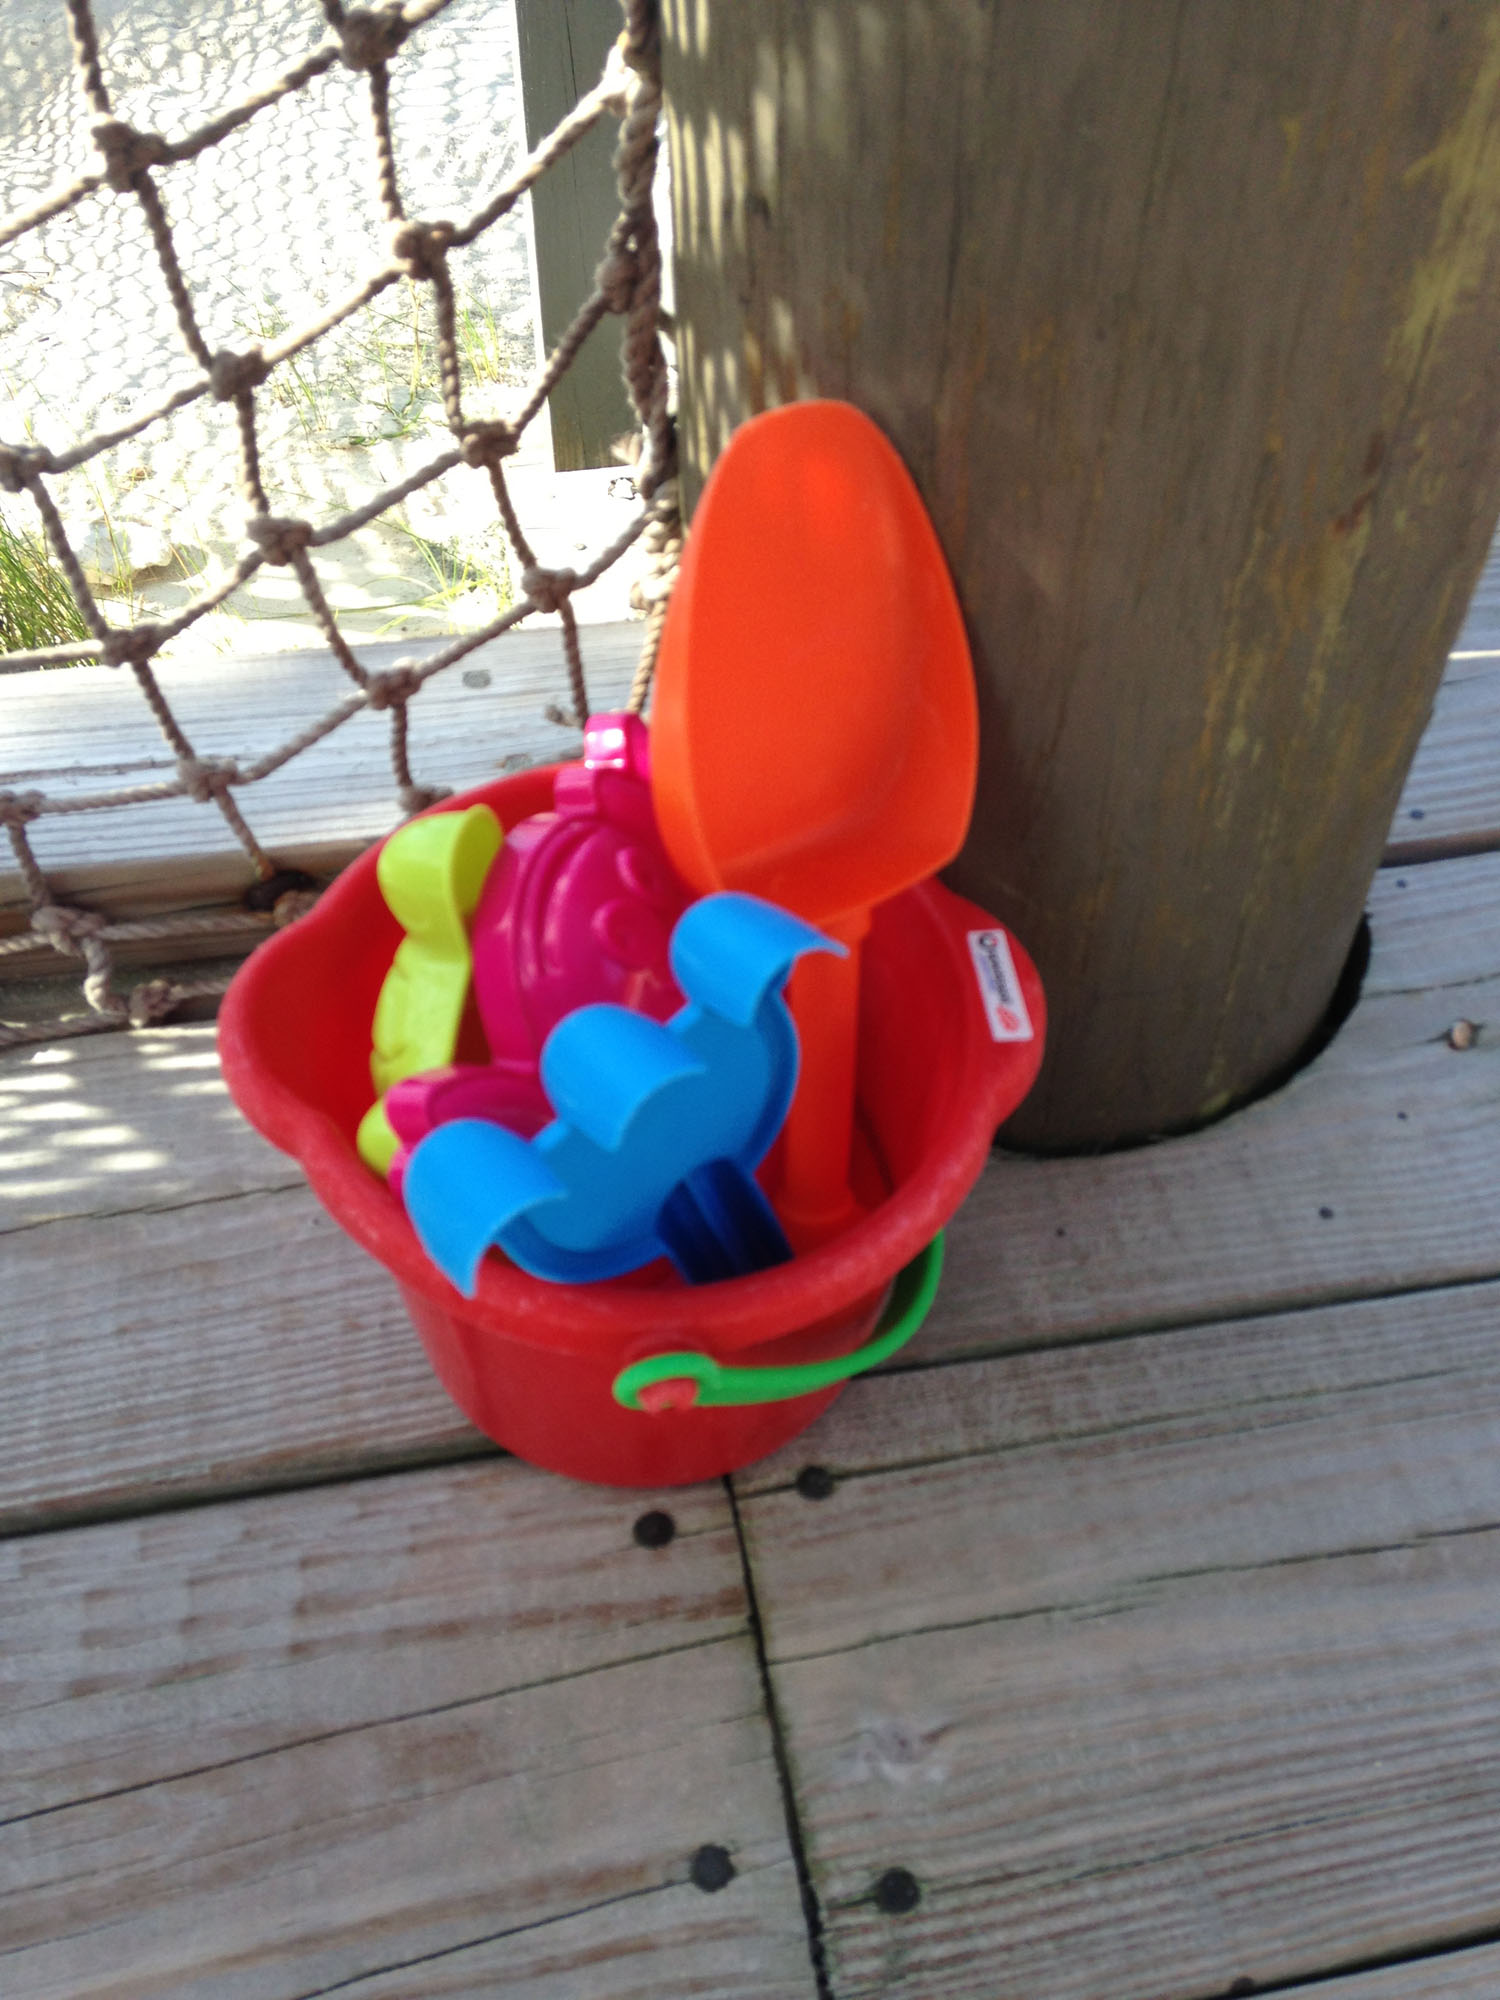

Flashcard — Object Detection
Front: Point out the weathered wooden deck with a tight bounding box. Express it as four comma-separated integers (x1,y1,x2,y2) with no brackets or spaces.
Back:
3,553,1500,1999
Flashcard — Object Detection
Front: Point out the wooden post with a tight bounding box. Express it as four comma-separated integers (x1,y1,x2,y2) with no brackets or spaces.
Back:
661,1,1500,1148
514,0,635,470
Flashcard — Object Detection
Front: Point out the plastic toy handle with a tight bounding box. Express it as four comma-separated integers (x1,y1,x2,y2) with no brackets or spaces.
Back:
613,1233,943,1411
358,804,503,1176
776,917,867,1246
656,1159,794,1285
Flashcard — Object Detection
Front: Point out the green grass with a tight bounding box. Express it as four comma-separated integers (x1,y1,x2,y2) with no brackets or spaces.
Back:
78,471,143,623
230,292,444,448
230,281,525,453
381,521,513,629
455,293,509,385
246,300,331,440
351,299,435,443
0,514,89,652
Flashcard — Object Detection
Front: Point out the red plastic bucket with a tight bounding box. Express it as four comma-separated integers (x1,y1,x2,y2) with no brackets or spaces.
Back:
218,767,1045,1485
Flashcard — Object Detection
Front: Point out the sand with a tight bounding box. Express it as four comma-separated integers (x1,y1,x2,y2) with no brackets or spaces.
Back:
0,0,653,658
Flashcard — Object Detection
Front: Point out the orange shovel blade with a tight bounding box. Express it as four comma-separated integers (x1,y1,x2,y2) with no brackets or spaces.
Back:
652,401,977,920
651,401,978,1236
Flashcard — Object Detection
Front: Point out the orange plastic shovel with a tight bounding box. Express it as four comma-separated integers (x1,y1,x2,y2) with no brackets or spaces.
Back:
650,400,978,1245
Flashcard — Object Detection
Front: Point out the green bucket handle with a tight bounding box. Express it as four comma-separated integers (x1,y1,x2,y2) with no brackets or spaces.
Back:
612,1233,944,1412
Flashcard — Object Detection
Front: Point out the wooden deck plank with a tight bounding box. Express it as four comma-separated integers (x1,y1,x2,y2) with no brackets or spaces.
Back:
735,1281,1500,1646
1368,847,1500,989
7,840,1463,1236
3,845,1498,1527
768,1556,1500,2000
0,624,641,933
0,1272,813,1996
2,820,1496,1240
0,1637,812,2000
1452,531,1500,657
0,1187,480,1532
919,847,1500,1367
0,1027,298,1234
733,1288,1500,1999
4,842,1495,1233
1301,1949,1500,1998
0,1461,742,1821
1385,535,1500,860
0,530,1492,956
1388,655,1500,862
296,1883,819,2000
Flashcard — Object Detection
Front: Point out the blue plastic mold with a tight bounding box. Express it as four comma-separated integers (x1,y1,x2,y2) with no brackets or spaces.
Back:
401,892,841,1293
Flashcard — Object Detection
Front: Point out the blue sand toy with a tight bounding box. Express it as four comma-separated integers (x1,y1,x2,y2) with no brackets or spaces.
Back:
401,892,842,1293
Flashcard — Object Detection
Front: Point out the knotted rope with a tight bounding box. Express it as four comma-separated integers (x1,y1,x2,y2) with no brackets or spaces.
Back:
0,0,678,1047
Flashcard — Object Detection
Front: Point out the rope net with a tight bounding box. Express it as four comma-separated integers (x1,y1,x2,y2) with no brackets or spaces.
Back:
0,0,679,1049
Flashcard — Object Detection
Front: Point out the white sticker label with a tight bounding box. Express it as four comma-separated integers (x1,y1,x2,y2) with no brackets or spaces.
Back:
967,929,1034,1042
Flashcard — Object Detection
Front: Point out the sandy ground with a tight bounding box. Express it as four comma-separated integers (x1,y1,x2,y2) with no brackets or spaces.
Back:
0,0,650,655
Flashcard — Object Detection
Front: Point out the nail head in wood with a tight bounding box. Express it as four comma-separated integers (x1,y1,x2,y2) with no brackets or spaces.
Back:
795,1465,836,1501
690,1843,735,1892
632,1509,675,1548
873,1866,921,1914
